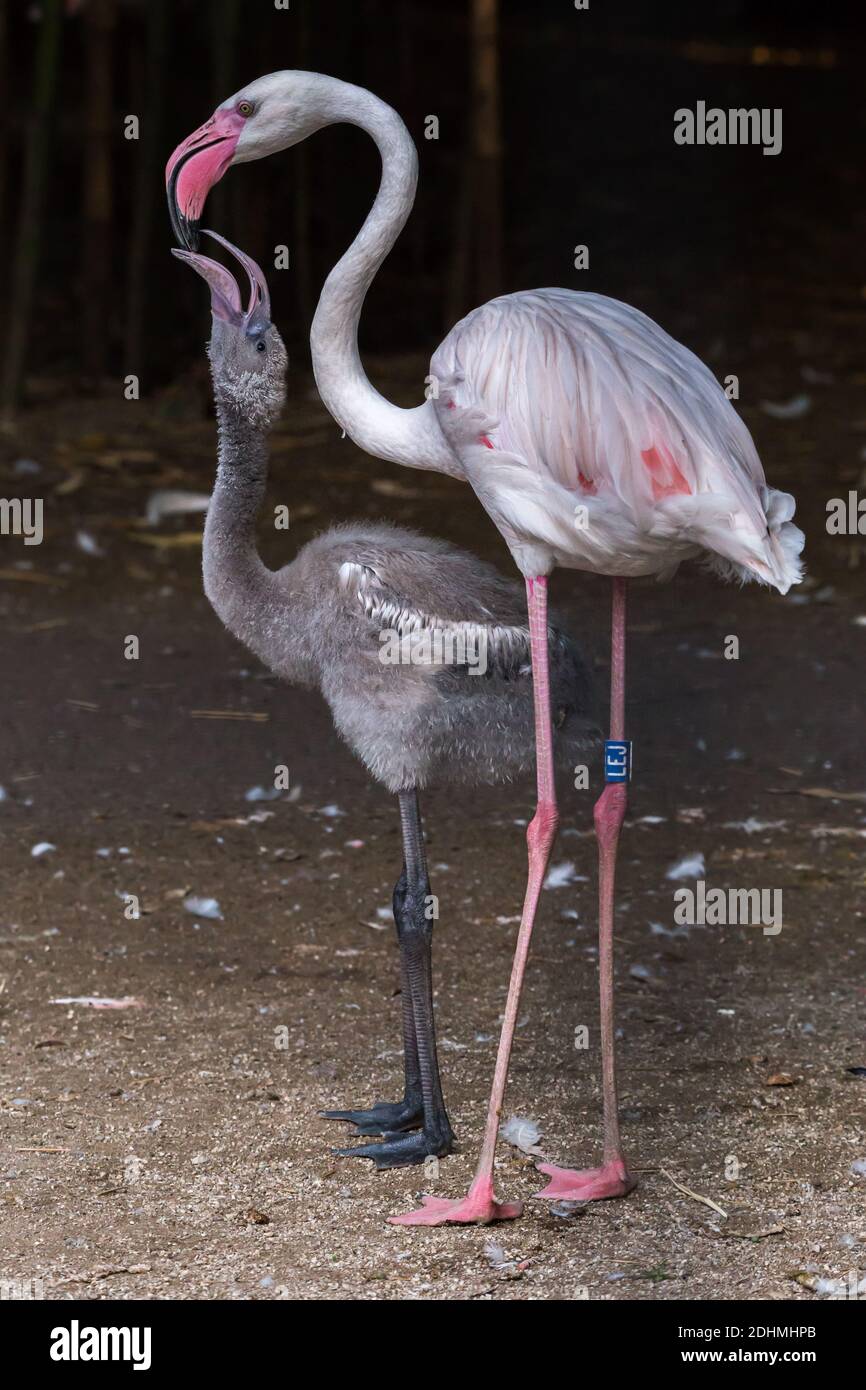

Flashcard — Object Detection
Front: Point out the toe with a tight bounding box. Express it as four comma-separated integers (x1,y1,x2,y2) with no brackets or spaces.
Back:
320,1103,423,1135
334,1130,449,1170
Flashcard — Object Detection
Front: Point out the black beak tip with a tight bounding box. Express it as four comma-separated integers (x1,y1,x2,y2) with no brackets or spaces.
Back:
167,189,201,252
184,218,201,253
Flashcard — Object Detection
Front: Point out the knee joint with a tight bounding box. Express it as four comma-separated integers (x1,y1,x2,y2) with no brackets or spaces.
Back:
594,783,627,845
394,883,434,937
527,801,559,859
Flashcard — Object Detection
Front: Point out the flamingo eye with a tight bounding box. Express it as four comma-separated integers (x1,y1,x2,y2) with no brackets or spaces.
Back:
238,100,254,117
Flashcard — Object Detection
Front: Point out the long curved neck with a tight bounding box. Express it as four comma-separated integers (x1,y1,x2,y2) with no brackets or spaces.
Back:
203,407,307,681
308,82,460,477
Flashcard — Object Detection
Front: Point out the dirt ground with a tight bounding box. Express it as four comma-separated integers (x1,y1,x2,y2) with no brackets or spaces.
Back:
0,329,864,1303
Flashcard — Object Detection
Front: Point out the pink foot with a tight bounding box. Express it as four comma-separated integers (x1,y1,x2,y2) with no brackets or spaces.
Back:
389,1178,523,1226
533,1158,636,1202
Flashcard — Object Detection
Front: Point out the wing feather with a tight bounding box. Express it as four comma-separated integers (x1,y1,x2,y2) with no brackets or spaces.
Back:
339,557,537,679
432,290,804,591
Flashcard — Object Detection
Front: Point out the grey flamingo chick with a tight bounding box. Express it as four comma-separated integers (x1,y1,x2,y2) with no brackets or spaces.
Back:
173,231,598,1169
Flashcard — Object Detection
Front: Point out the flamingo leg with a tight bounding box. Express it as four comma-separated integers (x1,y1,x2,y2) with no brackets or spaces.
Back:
391,576,558,1224
534,576,636,1202
329,790,455,1168
321,862,425,1135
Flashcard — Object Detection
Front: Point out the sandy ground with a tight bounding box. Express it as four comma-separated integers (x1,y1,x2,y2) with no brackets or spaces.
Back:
0,343,864,1303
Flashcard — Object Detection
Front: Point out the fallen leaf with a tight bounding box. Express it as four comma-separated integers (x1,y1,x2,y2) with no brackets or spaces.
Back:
797,786,866,803
660,1168,727,1217
125,561,153,581
15,618,69,633
127,530,202,549
723,1224,785,1242
96,448,158,468
370,478,425,499
54,469,86,496
240,1207,270,1225
14,1145,70,1153
0,568,66,587
50,996,146,1010
810,825,866,840
189,709,269,722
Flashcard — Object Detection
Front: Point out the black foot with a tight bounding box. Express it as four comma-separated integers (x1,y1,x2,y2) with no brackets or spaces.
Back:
333,1126,454,1170
320,1099,423,1137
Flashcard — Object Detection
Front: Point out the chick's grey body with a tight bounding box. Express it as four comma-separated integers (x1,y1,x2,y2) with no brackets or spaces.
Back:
180,230,595,1171
204,508,597,794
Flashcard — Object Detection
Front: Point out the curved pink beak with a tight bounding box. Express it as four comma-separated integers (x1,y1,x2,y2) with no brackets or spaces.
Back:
165,107,245,250
172,229,271,334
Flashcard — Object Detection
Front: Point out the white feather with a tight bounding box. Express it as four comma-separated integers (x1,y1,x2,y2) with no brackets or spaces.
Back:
431,290,804,592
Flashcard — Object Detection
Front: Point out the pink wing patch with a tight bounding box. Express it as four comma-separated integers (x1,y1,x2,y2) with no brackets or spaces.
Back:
641,444,691,501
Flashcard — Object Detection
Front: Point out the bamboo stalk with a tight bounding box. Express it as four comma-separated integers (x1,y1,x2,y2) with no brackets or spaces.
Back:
0,0,8,269
124,0,167,378
209,0,241,237
0,0,63,418
292,0,314,333
470,0,503,305
81,0,116,383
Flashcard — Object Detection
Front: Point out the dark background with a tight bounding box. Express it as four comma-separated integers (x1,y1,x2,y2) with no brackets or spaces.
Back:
1,0,863,411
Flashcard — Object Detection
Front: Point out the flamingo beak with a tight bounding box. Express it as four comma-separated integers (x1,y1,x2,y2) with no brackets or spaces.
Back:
165,108,246,251
171,230,271,333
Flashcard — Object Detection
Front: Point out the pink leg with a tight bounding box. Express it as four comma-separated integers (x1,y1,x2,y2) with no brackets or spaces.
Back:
535,576,636,1203
391,576,558,1225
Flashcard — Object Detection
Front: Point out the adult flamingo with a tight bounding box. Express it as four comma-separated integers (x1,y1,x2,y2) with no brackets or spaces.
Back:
173,229,596,1172
167,72,805,1226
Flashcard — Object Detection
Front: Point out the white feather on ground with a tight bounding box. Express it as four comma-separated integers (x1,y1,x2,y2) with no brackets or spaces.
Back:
499,1115,544,1155
183,895,223,920
666,852,706,880
543,861,588,888
146,490,212,526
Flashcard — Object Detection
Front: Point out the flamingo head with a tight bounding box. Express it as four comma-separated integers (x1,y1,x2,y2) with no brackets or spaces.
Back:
166,71,338,250
172,230,287,430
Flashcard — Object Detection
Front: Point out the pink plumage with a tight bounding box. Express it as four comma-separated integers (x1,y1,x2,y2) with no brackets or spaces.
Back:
431,289,804,591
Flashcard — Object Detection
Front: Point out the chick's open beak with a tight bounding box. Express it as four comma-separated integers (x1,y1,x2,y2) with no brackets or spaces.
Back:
171,229,271,332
